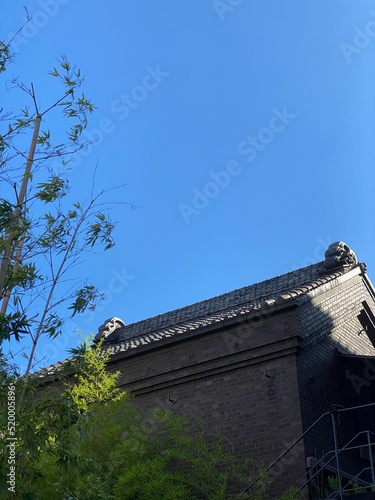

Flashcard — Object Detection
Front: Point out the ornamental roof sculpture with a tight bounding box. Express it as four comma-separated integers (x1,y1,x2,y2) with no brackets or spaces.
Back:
94,317,126,343
323,241,357,271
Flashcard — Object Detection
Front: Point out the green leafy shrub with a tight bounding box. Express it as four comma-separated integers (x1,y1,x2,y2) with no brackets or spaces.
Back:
1,338,267,499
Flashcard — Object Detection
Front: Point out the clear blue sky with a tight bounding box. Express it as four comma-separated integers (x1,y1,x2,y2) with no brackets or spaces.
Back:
2,1,375,371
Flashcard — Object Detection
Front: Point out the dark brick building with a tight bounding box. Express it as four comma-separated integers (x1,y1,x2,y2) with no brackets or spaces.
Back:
43,242,375,498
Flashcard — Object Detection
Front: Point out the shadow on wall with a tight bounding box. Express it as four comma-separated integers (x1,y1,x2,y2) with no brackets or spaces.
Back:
295,271,375,498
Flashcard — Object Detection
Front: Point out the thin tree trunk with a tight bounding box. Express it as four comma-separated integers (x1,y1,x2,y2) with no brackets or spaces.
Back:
0,114,41,314
19,199,95,409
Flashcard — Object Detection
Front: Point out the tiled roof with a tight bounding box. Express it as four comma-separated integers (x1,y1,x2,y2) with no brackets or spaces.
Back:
35,261,362,378
102,261,359,356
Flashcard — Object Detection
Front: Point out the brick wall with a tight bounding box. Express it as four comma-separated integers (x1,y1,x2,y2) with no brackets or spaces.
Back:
109,310,307,498
296,272,375,492
103,269,375,498
35,264,375,498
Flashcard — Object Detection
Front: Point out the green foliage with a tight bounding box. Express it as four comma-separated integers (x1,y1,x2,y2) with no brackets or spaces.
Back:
0,37,121,385
86,212,116,250
69,284,103,316
112,408,268,500
327,474,368,496
0,200,15,231
69,337,123,411
39,312,63,339
35,176,68,203
0,40,11,73
278,486,305,500
351,481,366,494
0,200,28,246
5,262,38,290
327,474,339,492
0,339,268,499
36,129,51,148
0,311,30,342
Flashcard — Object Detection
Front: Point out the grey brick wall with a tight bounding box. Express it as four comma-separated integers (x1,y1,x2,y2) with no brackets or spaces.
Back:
111,311,307,498
104,270,375,498
296,272,375,489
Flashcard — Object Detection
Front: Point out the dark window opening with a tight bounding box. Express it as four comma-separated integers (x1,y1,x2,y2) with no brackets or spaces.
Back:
358,301,375,349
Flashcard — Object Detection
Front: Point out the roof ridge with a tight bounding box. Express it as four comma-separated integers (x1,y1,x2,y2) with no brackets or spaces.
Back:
122,261,323,331
33,258,364,379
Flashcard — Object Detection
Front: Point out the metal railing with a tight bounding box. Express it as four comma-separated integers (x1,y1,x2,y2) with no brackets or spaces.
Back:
241,402,375,499
293,430,375,498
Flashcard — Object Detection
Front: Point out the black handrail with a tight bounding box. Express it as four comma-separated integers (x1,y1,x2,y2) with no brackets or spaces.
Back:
294,430,375,492
240,402,375,497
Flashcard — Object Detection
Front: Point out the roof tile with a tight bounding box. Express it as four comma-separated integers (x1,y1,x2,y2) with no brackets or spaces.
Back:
34,261,363,378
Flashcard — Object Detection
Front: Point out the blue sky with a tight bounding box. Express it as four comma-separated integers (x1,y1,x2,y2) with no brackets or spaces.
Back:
2,1,375,371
